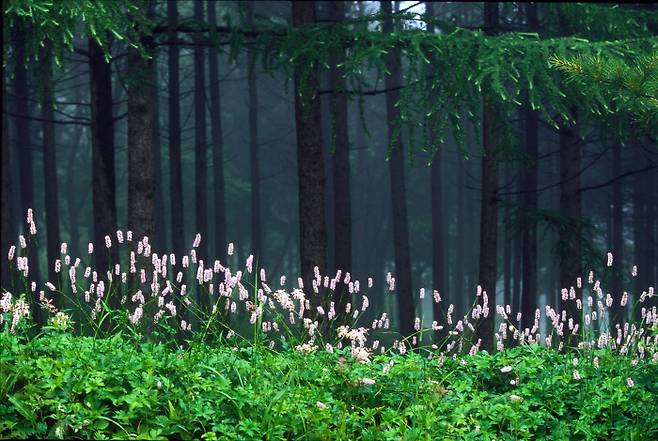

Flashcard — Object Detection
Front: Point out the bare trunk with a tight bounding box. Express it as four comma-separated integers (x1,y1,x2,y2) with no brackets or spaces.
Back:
558,108,581,326
381,0,415,342
89,39,118,280
151,57,165,252
426,1,447,342
246,3,261,263
40,44,61,302
520,104,538,331
127,2,155,251
207,3,227,264
168,0,185,262
477,2,500,352
13,21,41,323
611,142,624,321
2,45,13,290
194,1,208,270
455,156,466,314
329,1,352,319
292,2,327,306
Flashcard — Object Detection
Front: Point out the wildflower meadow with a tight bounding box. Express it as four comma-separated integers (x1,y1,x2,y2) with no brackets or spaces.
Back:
1,209,657,440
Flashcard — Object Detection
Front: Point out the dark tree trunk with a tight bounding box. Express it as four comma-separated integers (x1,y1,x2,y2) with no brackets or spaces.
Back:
1,45,13,290
246,3,261,263
12,21,41,323
194,0,208,268
40,44,61,300
477,2,500,352
329,1,352,318
520,2,539,333
168,0,184,261
292,1,327,305
454,155,466,314
611,142,624,321
127,2,155,251
503,169,511,308
426,1,447,342
644,169,656,309
89,38,118,278
151,57,165,252
558,108,581,325
208,3,227,264
632,162,646,320
381,0,414,342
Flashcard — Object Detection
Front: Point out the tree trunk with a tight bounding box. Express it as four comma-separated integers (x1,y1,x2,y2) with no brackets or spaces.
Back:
208,3,227,265
503,169,511,308
40,44,61,300
89,38,118,279
611,142,624,322
2,44,13,290
520,2,539,333
477,2,500,352
151,56,165,252
425,1,447,342
12,21,41,323
127,2,155,252
246,3,261,263
194,0,208,269
329,1,352,319
381,0,414,342
558,108,581,325
454,155,466,314
168,0,185,261
632,162,645,320
292,1,327,306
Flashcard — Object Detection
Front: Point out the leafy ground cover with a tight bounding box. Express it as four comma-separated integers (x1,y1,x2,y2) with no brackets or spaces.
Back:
1,330,657,440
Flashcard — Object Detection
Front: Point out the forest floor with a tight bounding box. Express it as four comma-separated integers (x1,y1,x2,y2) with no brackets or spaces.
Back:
1,330,657,440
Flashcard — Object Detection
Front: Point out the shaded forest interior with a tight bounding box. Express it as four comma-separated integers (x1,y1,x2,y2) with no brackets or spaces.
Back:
2,1,657,347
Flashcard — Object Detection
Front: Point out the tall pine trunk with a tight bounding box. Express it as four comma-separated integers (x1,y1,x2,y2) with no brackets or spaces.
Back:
194,1,208,268
558,108,581,325
454,155,466,314
426,1,447,341
329,1,352,318
208,3,227,264
167,0,186,339
519,2,539,333
151,57,165,252
611,142,624,321
1,45,12,290
292,1,327,305
381,0,414,342
89,39,118,278
167,0,184,261
127,1,155,250
477,2,500,352
13,21,41,323
40,44,61,299
246,3,261,262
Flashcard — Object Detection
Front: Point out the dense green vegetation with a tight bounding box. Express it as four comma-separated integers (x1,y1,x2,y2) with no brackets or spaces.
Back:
2,331,657,440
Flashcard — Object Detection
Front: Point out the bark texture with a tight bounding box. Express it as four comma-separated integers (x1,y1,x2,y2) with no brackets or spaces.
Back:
208,3,227,264
40,44,61,299
167,0,185,260
558,108,581,324
292,1,327,305
127,1,155,251
329,1,352,318
194,0,208,266
89,38,118,277
477,2,500,352
382,0,415,342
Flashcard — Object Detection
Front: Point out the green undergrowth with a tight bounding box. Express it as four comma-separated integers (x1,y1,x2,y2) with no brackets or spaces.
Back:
1,332,657,440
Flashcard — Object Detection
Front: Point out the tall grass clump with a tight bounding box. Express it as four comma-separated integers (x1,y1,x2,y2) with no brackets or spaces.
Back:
1,209,657,440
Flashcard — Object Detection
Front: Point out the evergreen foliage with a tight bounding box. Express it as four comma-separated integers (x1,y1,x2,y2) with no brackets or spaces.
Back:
550,52,658,132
